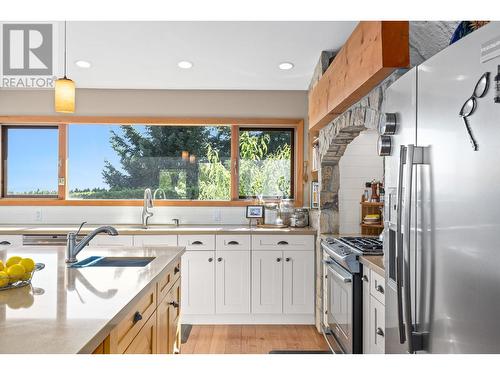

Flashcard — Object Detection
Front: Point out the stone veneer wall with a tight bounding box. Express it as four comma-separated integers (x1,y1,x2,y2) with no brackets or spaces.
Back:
316,70,404,234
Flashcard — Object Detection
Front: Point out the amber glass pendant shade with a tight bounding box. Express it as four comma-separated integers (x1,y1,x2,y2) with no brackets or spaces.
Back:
54,76,75,113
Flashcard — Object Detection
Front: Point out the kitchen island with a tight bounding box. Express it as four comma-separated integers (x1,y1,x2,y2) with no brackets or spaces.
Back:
0,245,185,354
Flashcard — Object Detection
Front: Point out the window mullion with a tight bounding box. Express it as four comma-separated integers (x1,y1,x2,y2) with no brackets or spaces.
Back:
58,124,68,200
230,124,239,201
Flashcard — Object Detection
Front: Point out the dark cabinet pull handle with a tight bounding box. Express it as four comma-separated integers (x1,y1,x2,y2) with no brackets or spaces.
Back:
174,266,180,274
0,241,11,245
376,284,385,294
192,241,203,245
208,257,213,262
133,311,143,324
276,258,282,262
277,241,288,245
362,275,369,282
285,257,291,262
217,257,222,262
376,328,385,337
168,301,179,308
227,241,239,245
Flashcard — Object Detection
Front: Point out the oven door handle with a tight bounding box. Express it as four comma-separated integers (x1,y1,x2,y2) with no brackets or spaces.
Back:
323,260,352,284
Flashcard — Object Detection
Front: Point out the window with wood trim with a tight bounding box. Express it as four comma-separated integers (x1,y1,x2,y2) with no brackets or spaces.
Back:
1,126,59,197
238,128,294,199
0,118,303,206
68,124,231,200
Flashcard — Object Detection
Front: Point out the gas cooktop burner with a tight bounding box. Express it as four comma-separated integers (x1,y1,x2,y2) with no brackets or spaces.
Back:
338,236,383,254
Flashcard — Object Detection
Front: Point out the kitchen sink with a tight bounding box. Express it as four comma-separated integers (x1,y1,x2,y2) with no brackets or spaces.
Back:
69,256,155,268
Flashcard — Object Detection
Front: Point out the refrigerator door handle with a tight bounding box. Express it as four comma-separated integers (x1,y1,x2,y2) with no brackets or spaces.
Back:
403,144,415,353
396,145,407,345
403,144,427,353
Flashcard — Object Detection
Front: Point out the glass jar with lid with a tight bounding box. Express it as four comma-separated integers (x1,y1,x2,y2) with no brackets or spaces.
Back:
291,208,309,228
280,199,294,226
264,203,279,225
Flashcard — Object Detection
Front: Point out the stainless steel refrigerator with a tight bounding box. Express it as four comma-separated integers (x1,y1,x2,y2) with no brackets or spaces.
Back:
383,22,500,354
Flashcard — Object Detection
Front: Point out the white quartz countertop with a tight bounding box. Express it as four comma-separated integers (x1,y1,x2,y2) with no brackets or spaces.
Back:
0,245,185,354
0,224,316,235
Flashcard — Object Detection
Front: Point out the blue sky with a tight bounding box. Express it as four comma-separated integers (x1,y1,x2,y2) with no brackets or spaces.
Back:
7,125,147,193
67,124,143,190
7,128,59,193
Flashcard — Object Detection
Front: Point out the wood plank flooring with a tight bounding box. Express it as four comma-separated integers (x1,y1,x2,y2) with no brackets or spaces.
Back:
181,325,329,354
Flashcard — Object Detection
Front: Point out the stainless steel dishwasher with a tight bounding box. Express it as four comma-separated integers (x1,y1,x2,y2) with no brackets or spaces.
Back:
22,234,85,246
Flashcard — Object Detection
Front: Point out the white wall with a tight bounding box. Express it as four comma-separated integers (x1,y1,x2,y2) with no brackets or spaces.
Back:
0,88,307,225
338,130,383,234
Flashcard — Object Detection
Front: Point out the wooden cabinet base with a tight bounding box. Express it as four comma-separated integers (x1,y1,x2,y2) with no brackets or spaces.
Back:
93,256,182,355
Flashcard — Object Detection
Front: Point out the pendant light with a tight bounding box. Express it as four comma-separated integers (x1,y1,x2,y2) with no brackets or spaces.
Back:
55,21,75,113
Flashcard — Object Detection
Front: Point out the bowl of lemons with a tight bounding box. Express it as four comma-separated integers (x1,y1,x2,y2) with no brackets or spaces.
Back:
0,256,44,291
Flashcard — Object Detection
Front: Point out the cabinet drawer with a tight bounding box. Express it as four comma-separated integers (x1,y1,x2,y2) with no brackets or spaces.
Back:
178,235,215,250
91,235,134,247
134,235,177,247
0,235,23,247
369,296,385,354
109,284,157,353
216,235,251,250
370,270,385,304
157,257,181,303
124,312,157,354
252,235,314,251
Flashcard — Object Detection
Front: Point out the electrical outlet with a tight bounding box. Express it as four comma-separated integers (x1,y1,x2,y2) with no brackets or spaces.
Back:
35,208,43,222
213,209,222,223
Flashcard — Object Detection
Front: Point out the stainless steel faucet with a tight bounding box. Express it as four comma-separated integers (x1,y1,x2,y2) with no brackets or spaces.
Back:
142,188,154,228
65,221,119,263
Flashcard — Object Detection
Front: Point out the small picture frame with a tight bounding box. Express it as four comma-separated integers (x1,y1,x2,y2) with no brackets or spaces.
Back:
246,205,264,219
311,182,319,209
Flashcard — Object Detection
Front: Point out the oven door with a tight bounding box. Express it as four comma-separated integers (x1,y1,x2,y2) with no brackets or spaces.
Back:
325,259,354,353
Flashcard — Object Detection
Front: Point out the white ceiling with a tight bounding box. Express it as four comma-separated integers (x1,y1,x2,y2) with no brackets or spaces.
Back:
66,21,358,90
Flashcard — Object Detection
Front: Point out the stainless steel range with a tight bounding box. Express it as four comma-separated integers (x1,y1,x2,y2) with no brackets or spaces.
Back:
321,236,383,354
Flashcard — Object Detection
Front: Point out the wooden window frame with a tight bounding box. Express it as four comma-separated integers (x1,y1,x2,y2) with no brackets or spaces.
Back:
0,116,304,207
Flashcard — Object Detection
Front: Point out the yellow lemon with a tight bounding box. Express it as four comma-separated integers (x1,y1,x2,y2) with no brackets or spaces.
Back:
7,264,25,282
0,271,9,287
20,273,31,281
6,256,22,268
0,260,4,272
19,258,35,273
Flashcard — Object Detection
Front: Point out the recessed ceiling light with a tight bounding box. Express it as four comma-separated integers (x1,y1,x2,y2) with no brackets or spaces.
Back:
178,61,193,69
75,60,91,68
278,62,294,70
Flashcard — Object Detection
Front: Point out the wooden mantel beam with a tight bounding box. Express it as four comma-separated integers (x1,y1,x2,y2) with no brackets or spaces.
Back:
308,21,409,132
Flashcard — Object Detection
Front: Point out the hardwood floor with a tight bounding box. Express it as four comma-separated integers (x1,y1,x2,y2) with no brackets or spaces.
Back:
180,325,329,354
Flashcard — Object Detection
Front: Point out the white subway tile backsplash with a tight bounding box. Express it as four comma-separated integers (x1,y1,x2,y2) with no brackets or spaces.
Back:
339,130,382,235
0,205,248,225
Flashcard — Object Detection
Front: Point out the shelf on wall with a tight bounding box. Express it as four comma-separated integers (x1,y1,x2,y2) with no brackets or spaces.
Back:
360,201,384,206
361,223,384,229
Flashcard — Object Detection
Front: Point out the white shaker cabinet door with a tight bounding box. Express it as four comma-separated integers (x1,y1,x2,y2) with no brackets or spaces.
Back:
251,250,283,314
215,250,251,314
181,251,215,315
369,295,385,354
283,250,314,314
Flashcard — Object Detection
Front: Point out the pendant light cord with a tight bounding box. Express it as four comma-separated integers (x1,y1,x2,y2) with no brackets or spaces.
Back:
64,20,67,79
